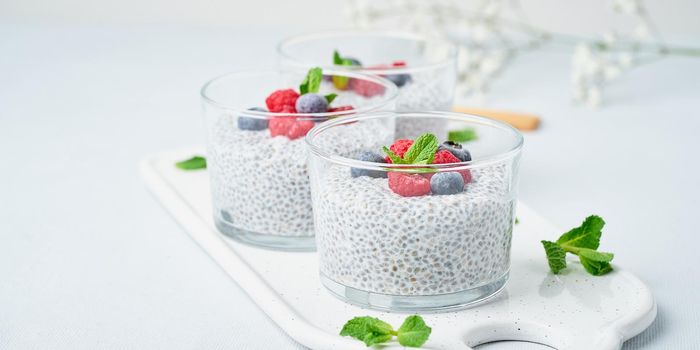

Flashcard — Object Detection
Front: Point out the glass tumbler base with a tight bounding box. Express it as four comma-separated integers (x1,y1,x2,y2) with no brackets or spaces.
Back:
214,216,315,252
320,271,508,312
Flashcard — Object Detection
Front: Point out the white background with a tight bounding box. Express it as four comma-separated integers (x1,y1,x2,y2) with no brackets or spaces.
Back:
1,1,699,349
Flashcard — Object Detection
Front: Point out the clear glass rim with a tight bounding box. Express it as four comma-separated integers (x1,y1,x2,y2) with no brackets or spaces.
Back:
305,111,524,171
200,69,399,119
277,29,458,75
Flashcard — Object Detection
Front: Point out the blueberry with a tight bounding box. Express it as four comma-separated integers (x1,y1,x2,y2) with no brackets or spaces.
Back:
351,151,388,178
295,93,328,113
385,73,412,87
430,172,465,195
439,141,471,162
237,107,269,130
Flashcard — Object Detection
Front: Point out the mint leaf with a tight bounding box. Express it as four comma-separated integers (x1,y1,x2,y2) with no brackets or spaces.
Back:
448,128,478,142
333,50,357,66
299,67,323,95
325,93,337,104
363,333,393,346
397,315,431,347
340,316,395,347
403,133,439,164
333,50,345,65
175,156,206,170
542,215,615,276
578,248,614,275
382,146,405,164
541,240,567,274
557,215,605,250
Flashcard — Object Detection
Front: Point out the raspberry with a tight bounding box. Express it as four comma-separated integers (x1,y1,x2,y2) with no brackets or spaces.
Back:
328,105,354,112
351,79,386,97
269,117,295,137
269,117,314,140
431,150,472,183
388,172,431,197
385,139,414,163
265,89,299,113
287,119,315,140
433,150,461,164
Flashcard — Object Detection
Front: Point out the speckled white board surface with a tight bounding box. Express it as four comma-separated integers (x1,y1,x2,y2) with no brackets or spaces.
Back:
142,149,656,350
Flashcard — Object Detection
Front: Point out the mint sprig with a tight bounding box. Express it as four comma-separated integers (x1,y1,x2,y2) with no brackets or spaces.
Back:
299,67,323,95
333,50,356,67
332,50,359,90
382,133,439,165
175,155,206,170
541,215,615,276
447,128,478,142
299,67,336,105
340,315,431,347
325,93,337,104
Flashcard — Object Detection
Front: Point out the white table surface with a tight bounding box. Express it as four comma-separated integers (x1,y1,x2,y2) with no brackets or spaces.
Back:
1,23,698,349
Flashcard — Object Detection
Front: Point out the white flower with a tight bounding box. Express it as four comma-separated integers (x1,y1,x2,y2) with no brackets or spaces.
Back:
586,87,602,107
604,65,622,81
613,0,640,14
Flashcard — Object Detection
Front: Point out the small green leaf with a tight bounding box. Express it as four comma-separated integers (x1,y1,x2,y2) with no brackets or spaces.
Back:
325,93,338,104
403,133,439,164
300,67,323,95
447,128,478,142
175,156,206,170
578,249,614,275
557,215,605,250
382,146,405,164
363,333,393,346
577,248,614,262
515,217,520,225
333,50,344,65
340,316,395,347
397,315,432,347
541,240,567,274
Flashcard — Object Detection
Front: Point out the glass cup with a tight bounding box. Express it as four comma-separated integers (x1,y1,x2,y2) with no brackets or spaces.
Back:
306,111,523,310
201,69,398,251
278,30,458,138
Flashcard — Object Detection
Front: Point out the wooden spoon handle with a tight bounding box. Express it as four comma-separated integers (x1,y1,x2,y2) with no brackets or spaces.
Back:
453,106,541,131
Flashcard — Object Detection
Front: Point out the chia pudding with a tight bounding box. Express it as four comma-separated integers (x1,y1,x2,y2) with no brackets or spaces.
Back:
315,165,515,296
306,112,523,310
202,69,397,250
277,31,457,138
209,116,392,238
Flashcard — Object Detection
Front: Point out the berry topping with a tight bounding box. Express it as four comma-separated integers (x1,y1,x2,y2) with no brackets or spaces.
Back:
265,89,299,113
328,105,354,112
438,141,472,162
268,116,295,137
295,93,329,113
237,107,269,131
432,149,472,183
332,51,362,90
351,79,386,97
351,151,387,178
385,73,412,87
269,117,314,139
433,149,461,164
384,139,414,163
430,172,465,195
287,119,315,140
367,62,412,87
388,172,431,197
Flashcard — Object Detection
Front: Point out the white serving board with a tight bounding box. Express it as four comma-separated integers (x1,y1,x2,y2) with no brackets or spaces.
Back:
141,149,656,350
